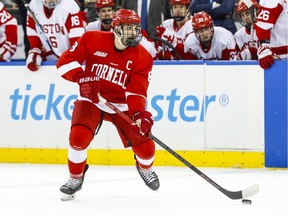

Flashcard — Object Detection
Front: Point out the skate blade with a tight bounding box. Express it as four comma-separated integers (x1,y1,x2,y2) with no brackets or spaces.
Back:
61,193,76,201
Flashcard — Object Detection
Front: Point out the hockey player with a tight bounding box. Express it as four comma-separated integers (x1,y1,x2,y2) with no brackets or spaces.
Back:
85,0,157,58
0,2,18,61
255,0,287,69
57,9,159,200
234,0,259,60
26,0,85,71
156,0,192,60
183,11,236,60
85,0,115,32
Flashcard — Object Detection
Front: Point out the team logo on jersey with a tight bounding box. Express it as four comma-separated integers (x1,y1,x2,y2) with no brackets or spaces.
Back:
94,51,108,57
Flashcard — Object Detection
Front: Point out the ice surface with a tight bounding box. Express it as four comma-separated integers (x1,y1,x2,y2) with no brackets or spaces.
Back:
0,164,287,216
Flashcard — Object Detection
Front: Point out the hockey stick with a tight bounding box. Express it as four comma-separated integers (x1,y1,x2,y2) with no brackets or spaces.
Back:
148,36,183,60
98,94,260,200
21,0,58,57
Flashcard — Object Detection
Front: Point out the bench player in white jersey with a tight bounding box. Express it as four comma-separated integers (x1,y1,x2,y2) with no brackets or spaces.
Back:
234,0,259,60
85,0,115,32
0,2,18,62
57,9,159,200
26,0,85,71
156,0,192,60
183,11,236,60
255,0,288,69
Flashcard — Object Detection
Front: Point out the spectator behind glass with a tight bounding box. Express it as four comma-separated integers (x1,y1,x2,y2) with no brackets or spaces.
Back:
234,0,259,60
0,2,18,61
121,0,171,37
183,11,236,60
190,0,237,35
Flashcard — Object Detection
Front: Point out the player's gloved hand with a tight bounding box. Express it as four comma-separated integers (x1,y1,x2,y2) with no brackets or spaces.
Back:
131,111,154,137
237,47,257,60
0,41,17,61
257,43,274,69
74,72,100,103
26,48,43,72
156,26,177,50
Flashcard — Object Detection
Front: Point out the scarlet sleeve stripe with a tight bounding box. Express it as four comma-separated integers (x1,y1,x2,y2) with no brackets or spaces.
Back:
69,28,85,38
58,61,82,76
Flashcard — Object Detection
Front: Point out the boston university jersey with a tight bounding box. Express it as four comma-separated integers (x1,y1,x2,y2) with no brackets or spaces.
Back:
0,2,18,60
234,25,258,51
27,0,85,58
57,31,153,113
184,26,236,60
255,0,288,58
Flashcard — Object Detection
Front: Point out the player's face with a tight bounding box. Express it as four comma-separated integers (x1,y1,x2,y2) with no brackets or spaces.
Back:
196,27,213,43
171,4,188,17
121,24,142,46
98,7,115,21
239,10,252,26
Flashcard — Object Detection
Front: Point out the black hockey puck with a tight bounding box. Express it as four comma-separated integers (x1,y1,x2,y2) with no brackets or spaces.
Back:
242,199,252,204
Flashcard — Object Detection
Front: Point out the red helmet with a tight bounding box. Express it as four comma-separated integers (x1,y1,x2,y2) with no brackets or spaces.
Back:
236,0,259,14
170,0,190,6
112,9,141,27
192,11,213,31
96,0,115,9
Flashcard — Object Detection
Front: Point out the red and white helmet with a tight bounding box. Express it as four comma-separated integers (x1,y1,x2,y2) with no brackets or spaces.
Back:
170,0,191,21
42,0,61,9
112,9,142,47
170,0,190,6
192,11,213,31
236,0,259,27
96,0,115,10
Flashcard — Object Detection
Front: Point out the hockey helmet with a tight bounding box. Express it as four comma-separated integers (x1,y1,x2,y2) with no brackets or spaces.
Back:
170,0,191,22
96,0,115,10
42,0,61,9
236,0,259,28
192,11,213,31
112,9,142,47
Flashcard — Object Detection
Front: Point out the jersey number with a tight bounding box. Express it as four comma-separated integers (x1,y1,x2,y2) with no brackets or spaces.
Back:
49,36,58,48
0,10,11,24
258,10,270,21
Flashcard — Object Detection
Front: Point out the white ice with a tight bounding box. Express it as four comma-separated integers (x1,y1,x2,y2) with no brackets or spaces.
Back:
0,163,287,216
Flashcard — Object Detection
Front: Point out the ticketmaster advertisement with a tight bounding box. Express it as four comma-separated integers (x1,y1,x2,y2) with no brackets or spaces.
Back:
0,62,264,152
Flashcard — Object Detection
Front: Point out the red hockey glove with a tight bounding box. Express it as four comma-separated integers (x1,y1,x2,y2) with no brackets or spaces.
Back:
26,48,43,72
0,41,17,61
74,73,100,103
131,111,154,137
257,44,274,69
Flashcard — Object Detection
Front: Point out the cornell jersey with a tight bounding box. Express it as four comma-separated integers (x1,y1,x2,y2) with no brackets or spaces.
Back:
26,0,85,59
255,0,288,58
57,31,153,113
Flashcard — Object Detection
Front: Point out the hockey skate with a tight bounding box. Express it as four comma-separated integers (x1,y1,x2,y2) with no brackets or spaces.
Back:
136,163,160,191
60,164,89,201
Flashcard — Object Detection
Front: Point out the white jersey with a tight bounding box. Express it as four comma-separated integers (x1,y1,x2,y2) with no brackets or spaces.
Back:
162,18,192,42
255,0,288,58
0,2,17,45
234,25,258,50
27,0,85,59
85,20,102,31
184,26,236,60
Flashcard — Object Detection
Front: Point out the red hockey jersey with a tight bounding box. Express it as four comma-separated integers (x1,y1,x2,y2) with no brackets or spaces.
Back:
57,31,154,114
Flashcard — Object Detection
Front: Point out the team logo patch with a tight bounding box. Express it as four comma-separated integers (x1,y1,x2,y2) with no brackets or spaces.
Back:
94,51,108,57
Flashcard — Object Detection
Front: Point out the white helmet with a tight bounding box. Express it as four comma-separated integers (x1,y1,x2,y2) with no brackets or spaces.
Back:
42,0,61,9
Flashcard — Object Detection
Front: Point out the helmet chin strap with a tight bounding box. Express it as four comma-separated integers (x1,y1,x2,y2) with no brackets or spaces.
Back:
113,31,128,50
